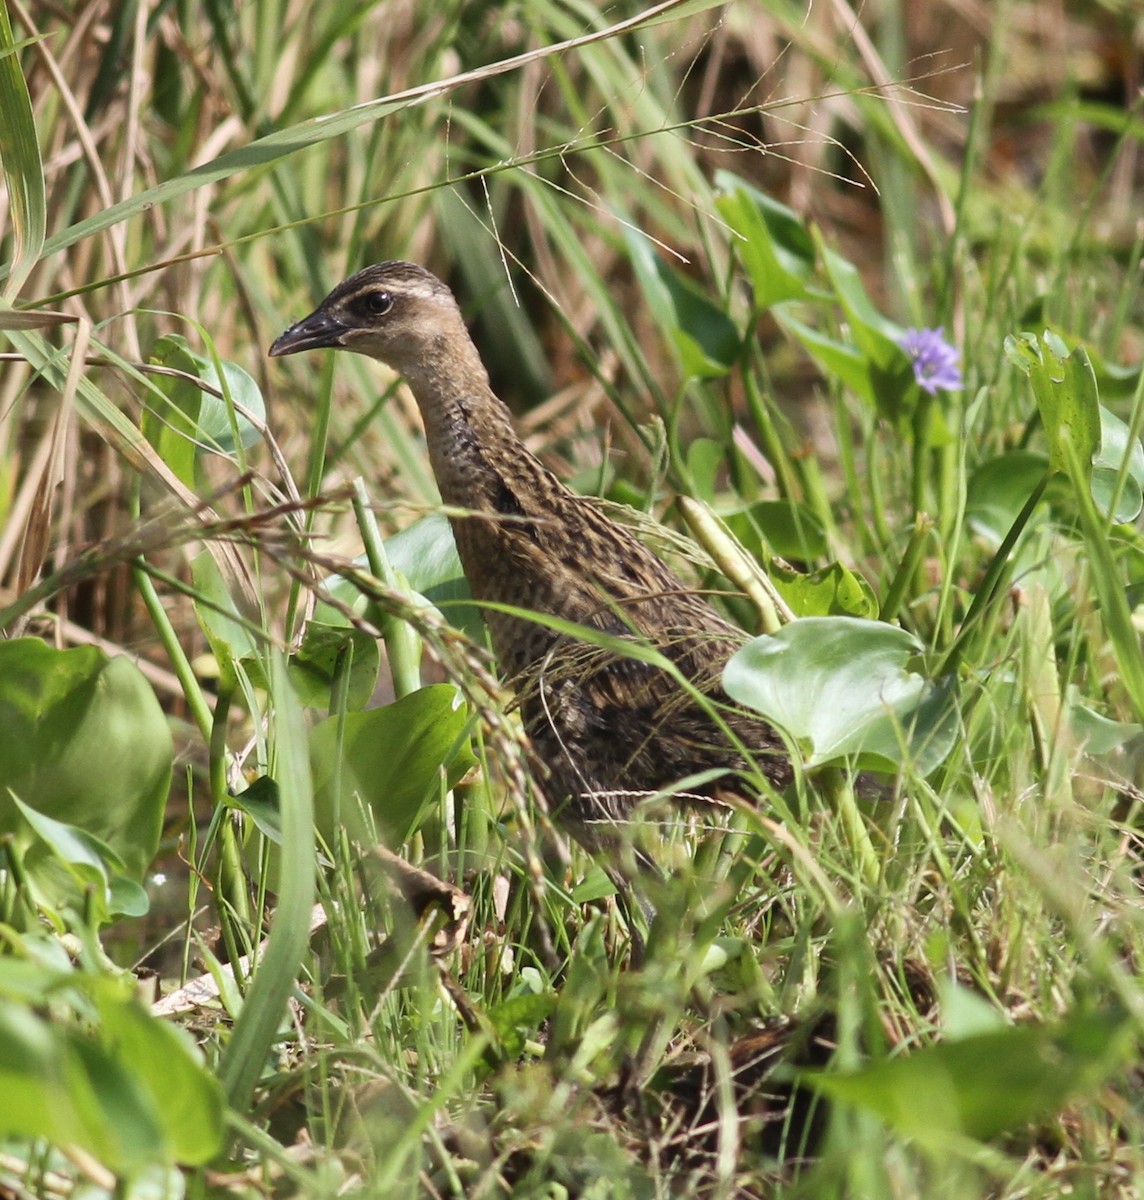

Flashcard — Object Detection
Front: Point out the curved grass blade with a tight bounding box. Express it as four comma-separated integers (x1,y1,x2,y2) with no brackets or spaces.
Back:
0,5,45,299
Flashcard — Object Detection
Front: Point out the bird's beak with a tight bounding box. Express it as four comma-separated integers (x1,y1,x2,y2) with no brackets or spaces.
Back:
269,309,347,357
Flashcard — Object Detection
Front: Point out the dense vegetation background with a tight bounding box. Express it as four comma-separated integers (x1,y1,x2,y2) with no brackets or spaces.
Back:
1,0,1143,1196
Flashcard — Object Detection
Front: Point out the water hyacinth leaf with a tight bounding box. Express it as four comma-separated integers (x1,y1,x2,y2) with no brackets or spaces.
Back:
1068,698,1143,757
723,500,828,563
0,639,171,880
0,1005,157,1168
776,310,875,405
242,624,379,711
966,451,1049,544
144,334,265,485
1091,405,1144,524
0,979,224,1171
723,617,957,772
230,775,283,844
623,224,741,379
770,561,879,619
806,1005,1132,1145
1005,331,1101,483
287,622,379,711
383,513,484,637
10,795,143,925
714,170,815,307
309,684,476,848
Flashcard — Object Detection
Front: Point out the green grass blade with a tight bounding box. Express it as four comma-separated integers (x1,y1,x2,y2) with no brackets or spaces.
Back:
216,653,316,1113
0,1,45,299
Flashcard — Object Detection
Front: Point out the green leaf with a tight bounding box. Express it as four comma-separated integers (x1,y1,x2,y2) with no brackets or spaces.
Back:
714,170,815,307
818,237,904,357
0,639,171,881
384,513,482,636
0,978,223,1170
144,334,265,485
309,684,476,847
686,437,725,503
623,224,741,379
1005,331,1101,482
278,622,379,711
776,310,875,404
1068,698,1143,757
770,560,879,619
486,992,556,1059
723,499,828,562
218,653,315,1113
1091,405,1144,524
723,618,957,772
92,982,225,1164
807,1006,1132,1145
230,775,283,844
966,451,1050,544
191,548,259,687
10,794,144,924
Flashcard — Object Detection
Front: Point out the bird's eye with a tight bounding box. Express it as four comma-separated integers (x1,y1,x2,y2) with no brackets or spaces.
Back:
360,290,393,316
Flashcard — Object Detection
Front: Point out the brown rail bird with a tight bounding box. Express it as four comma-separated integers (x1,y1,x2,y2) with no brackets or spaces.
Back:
270,262,791,849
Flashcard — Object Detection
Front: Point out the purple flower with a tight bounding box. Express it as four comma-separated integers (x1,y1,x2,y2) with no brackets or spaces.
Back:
899,327,963,395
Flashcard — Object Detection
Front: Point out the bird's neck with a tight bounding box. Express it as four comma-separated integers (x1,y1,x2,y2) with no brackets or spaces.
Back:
397,333,542,510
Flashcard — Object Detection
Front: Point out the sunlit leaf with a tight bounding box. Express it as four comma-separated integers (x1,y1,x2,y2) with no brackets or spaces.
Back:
723,618,957,772
144,334,265,486
1091,406,1144,524
771,560,879,619
1006,331,1101,483
775,310,874,404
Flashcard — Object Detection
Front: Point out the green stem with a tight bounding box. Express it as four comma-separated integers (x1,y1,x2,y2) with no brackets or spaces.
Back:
133,561,214,742
939,470,1050,676
741,351,800,501
879,513,934,624
351,478,421,698
821,766,879,889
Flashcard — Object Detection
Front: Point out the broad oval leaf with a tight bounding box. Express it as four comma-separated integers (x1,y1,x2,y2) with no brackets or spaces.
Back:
723,617,956,773
0,639,172,880
1091,405,1144,523
966,450,1049,544
309,684,477,847
0,973,223,1170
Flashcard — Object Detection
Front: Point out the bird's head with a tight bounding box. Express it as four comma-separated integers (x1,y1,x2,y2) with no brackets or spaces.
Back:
269,261,462,376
